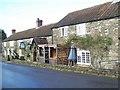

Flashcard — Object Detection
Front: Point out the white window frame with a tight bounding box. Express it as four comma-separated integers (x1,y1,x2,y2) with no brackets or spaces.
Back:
77,50,91,65
61,28,64,37
76,23,86,35
60,26,68,37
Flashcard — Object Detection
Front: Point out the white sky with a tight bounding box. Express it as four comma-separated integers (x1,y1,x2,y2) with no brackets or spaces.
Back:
0,0,113,37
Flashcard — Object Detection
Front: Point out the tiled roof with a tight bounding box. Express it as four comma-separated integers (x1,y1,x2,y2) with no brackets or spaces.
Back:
3,28,35,41
33,24,54,37
54,1,120,28
33,37,48,45
3,23,55,42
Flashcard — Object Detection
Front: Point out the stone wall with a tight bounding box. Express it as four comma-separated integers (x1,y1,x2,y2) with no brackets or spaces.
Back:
3,36,55,63
53,18,119,61
47,36,53,44
86,18,119,60
53,25,76,45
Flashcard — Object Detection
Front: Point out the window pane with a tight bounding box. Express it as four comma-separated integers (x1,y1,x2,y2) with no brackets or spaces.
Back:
78,56,81,62
39,47,44,56
76,25,81,35
86,52,90,63
82,52,85,63
61,27,68,37
20,42,25,49
62,28,64,36
76,24,86,35
61,28,64,37
64,28,68,36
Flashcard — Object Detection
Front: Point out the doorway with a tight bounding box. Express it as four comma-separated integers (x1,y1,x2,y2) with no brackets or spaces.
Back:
33,47,37,62
45,47,49,63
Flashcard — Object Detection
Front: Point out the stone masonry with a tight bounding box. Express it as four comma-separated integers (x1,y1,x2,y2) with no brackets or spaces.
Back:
53,18,119,61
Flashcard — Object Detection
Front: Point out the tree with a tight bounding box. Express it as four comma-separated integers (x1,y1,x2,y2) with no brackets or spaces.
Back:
0,29,7,40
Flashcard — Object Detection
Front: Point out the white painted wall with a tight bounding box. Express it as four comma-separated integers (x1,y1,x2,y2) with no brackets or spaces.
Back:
7,49,10,55
10,41,14,47
19,49,23,56
3,42,7,47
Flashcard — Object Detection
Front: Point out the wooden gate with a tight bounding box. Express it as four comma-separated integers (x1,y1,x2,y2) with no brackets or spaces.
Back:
57,46,70,65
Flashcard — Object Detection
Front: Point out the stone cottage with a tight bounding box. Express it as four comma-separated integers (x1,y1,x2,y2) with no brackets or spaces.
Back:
3,18,57,64
52,1,120,67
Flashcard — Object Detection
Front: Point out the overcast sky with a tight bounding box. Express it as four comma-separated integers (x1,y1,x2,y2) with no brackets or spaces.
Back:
0,0,114,37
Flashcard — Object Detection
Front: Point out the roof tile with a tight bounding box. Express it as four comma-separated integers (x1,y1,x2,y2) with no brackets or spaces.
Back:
54,1,120,28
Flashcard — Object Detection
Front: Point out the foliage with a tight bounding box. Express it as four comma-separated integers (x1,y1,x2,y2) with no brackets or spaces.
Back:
0,29,7,40
64,34,94,49
64,34,113,67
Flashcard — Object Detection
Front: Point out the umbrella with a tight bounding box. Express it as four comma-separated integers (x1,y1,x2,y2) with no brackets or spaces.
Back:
68,45,76,61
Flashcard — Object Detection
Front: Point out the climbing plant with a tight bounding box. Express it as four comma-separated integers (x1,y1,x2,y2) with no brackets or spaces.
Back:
64,34,112,67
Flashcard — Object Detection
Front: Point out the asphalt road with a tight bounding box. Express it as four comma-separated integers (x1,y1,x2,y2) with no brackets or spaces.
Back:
1,61,118,88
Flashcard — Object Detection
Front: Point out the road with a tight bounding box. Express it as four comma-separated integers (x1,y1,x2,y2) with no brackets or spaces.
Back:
1,61,118,88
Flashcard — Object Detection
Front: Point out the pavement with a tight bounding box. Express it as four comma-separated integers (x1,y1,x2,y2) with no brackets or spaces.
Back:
1,61,119,88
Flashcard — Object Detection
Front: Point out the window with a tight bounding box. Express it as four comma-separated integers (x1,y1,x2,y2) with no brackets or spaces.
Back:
77,56,81,62
61,28,65,36
4,42,6,47
61,27,68,37
50,47,56,58
10,41,14,47
39,47,44,56
86,52,90,63
76,23,86,35
82,52,85,63
19,42,26,49
77,50,91,65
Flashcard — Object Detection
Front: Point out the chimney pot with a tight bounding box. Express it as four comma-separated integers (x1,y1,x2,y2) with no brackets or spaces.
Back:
12,29,16,34
36,18,43,27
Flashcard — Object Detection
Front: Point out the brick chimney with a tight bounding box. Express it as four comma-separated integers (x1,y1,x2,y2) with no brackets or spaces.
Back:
12,29,16,34
36,18,43,27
